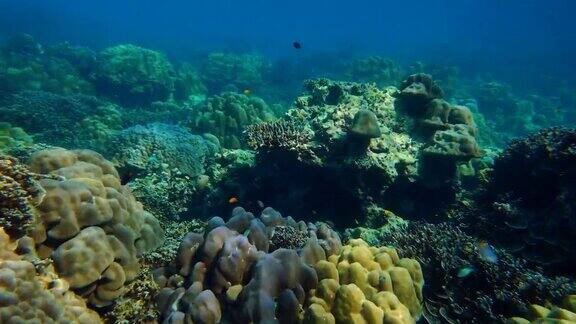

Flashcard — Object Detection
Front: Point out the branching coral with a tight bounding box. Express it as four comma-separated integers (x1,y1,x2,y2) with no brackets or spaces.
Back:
361,222,576,323
244,119,316,161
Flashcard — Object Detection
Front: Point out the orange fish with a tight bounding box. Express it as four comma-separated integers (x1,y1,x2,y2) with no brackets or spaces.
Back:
228,197,239,204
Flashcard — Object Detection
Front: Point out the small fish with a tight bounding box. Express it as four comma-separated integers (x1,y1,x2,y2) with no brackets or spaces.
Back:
228,197,239,204
457,265,475,278
477,241,498,263
292,41,301,49
243,88,252,96
257,200,265,208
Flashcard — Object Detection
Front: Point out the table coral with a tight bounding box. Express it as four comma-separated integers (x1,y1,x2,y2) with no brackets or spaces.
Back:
0,228,103,323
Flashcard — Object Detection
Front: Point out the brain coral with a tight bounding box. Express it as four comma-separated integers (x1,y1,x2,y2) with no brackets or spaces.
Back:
0,228,103,323
24,148,164,306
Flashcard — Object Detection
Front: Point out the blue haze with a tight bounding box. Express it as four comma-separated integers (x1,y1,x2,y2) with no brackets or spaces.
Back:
0,0,575,90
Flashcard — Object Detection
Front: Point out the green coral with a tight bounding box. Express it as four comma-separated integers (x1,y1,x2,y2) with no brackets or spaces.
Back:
0,34,94,95
200,52,271,93
344,56,403,87
189,92,277,149
95,44,175,105
0,122,33,153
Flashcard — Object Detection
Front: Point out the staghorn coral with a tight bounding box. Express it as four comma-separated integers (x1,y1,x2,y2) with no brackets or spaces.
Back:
0,228,103,323
0,155,46,238
189,92,277,149
244,119,316,161
24,148,164,307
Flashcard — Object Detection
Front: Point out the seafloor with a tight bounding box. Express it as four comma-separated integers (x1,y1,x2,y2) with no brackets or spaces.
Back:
0,34,575,324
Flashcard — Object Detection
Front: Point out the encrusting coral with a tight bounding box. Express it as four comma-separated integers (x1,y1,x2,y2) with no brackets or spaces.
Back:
0,228,103,323
156,206,423,323
19,148,165,307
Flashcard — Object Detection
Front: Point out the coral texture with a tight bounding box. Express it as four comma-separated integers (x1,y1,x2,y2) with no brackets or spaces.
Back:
157,207,422,323
189,92,277,149
475,127,576,275
0,228,103,323
25,148,164,306
0,155,46,238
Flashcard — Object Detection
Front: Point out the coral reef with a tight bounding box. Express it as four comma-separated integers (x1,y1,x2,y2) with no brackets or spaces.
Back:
200,52,271,94
353,222,576,323
0,228,103,323
108,123,217,177
344,56,403,87
22,148,164,306
0,34,94,95
94,44,175,105
306,239,423,323
156,207,423,323
0,122,33,154
508,295,576,323
0,90,122,149
472,127,576,275
244,119,316,161
0,155,46,238
189,92,277,149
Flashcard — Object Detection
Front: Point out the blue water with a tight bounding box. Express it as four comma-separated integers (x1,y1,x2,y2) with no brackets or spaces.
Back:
1,0,575,88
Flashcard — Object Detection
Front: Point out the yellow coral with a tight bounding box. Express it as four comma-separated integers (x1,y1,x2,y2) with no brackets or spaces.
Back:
508,296,576,324
0,228,103,323
306,239,423,324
